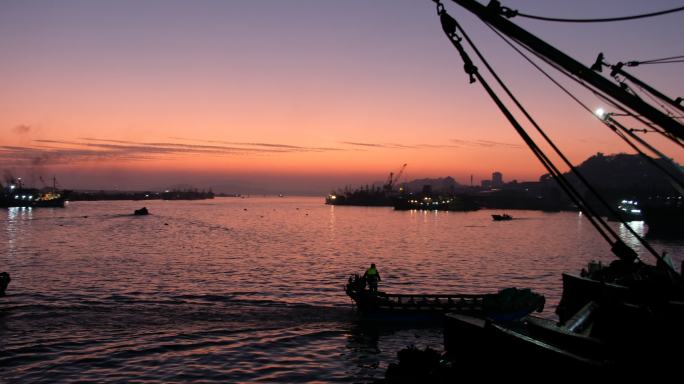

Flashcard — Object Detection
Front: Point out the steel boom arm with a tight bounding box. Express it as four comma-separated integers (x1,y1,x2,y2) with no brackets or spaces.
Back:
446,0,684,140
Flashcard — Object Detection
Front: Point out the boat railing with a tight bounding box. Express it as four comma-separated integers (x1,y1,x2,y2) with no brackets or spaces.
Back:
378,293,487,299
377,293,486,310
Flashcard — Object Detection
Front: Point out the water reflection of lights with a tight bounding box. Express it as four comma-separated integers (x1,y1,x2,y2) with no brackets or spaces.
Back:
618,220,646,248
8,206,33,221
7,207,32,254
328,205,336,232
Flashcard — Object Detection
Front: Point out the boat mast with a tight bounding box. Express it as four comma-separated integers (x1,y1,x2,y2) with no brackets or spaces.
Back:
442,0,684,141
431,0,678,271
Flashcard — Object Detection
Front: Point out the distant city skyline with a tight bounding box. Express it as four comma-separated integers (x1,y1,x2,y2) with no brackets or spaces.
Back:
2,0,682,193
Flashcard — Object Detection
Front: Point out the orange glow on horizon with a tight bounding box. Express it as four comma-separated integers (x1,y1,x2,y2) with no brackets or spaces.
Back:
2,1,682,192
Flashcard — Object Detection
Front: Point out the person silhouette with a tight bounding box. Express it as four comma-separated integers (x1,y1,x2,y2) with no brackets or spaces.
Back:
364,263,381,294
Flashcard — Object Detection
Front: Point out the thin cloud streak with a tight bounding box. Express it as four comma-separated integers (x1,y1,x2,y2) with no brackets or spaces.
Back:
2,137,291,167
3,134,356,167
1,136,521,168
36,139,283,155
170,137,346,152
77,139,279,153
340,141,461,149
341,141,388,148
451,139,523,149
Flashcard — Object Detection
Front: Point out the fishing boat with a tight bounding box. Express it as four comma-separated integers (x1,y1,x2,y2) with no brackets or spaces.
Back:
0,177,67,208
443,313,612,374
491,213,512,221
134,207,149,215
345,274,545,322
427,0,684,375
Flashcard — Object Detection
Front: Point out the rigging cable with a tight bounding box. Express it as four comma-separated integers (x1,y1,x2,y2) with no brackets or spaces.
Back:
631,82,682,120
435,1,679,270
602,58,684,113
435,4,621,253
498,27,684,149
485,24,684,196
479,17,684,144
476,23,679,266
596,90,684,149
448,12,664,264
625,55,684,66
631,59,684,65
504,5,684,23
434,3,682,268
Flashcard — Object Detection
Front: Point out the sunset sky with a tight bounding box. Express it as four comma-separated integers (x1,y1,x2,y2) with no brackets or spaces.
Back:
2,0,682,193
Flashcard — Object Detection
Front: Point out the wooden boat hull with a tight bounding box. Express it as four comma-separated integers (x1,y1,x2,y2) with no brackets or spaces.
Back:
450,270,684,374
444,313,611,374
555,273,629,323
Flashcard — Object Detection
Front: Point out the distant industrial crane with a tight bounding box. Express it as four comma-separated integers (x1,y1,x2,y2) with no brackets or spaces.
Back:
395,163,407,185
383,163,408,192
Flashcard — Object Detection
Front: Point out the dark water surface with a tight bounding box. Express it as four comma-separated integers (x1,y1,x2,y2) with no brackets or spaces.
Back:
2,197,682,382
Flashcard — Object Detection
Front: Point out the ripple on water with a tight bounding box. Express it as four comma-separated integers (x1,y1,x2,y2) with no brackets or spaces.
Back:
2,198,681,382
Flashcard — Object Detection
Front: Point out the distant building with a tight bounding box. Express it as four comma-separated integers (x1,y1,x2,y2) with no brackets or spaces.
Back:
492,172,503,188
481,180,492,189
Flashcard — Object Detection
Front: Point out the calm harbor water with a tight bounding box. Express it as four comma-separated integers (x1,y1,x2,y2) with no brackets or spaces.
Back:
2,197,682,382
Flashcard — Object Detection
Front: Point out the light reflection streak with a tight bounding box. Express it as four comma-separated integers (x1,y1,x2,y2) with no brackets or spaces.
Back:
618,220,646,250
328,205,336,234
6,207,33,255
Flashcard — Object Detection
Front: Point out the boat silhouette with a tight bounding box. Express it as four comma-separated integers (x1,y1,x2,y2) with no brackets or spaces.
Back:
491,213,512,221
345,274,544,323
429,0,684,375
1,176,67,208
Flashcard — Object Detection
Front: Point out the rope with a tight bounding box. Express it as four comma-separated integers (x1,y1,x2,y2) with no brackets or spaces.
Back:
512,5,684,23
499,28,684,149
437,7,617,247
487,24,684,206
633,59,684,65
628,55,684,65
474,24,670,264
434,4,682,267
491,33,684,258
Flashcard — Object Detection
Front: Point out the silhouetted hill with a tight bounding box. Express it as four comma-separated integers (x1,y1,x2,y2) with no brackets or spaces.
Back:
402,176,460,194
561,152,680,196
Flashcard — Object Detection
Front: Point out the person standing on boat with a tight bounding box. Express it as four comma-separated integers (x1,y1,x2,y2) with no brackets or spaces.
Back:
364,263,381,294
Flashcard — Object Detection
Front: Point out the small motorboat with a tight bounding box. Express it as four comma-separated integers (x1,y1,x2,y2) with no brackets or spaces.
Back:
492,213,513,221
134,207,149,215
